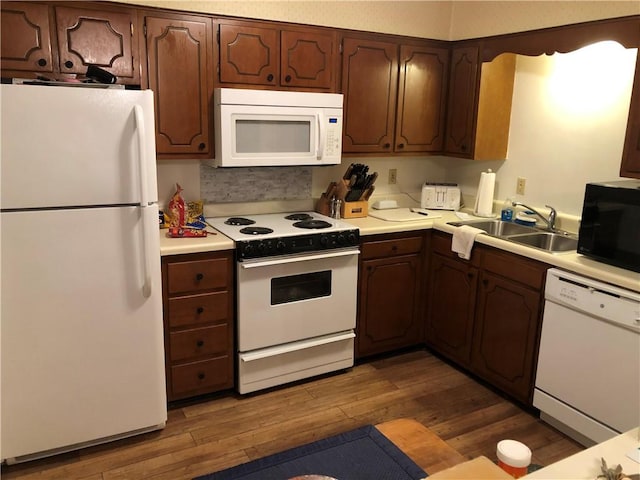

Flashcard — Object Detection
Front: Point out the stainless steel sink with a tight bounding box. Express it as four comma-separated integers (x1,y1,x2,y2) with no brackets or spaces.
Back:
448,220,534,236
506,232,578,253
448,219,578,253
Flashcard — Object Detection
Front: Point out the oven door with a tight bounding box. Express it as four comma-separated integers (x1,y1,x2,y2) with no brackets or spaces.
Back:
237,248,359,352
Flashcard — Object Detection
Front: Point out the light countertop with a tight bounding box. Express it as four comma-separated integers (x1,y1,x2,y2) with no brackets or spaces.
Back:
159,210,639,293
523,428,639,479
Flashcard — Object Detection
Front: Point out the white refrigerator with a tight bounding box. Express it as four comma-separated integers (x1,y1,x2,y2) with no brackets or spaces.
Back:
0,84,167,463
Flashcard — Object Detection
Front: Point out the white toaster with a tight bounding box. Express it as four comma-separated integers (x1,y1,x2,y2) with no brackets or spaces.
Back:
421,183,461,210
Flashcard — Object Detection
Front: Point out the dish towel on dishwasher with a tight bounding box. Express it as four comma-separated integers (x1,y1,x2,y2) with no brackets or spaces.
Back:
452,226,486,260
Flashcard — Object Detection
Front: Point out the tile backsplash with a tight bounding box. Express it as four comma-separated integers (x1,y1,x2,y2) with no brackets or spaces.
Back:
200,164,312,203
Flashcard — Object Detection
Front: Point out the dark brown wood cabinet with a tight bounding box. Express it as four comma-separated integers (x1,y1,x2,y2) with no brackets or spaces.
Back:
143,13,213,157
621,54,640,178
356,232,425,358
425,232,478,366
444,46,515,160
162,251,234,402
1,2,140,84
425,231,548,405
218,20,337,90
341,36,448,154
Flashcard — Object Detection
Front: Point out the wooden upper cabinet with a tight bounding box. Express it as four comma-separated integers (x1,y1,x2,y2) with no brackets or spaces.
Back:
620,55,640,179
218,20,336,90
396,45,449,152
219,22,279,86
144,14,213,157
54,6,138,83
444,46,515,160
341,37,398,153
281,29,334,89
1,2,54,73
1,2,139,84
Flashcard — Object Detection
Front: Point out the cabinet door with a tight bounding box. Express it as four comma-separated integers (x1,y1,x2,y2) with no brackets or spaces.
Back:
620,55,640,178
281,29,335,90
425,253,477,366
357,254,422,358
341,37,398,153
219,22,278,86
471,271,542,404
396,45,449,152
145,15,212,157
55,6,138,82
1,2,53,74
444,46,479,157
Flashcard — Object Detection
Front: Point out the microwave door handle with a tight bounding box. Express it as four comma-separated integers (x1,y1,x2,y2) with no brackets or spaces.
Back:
316,113,324,160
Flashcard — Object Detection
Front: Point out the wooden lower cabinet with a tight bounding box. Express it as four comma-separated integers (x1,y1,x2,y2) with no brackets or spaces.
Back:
162,251,234,401
425,231,548,405
356,232,425,358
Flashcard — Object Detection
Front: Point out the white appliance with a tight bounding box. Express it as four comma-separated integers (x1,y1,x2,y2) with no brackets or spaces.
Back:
0,84,167,463
534,268,640,446
210,88,343,167
206,212,359,394
421,183,461,210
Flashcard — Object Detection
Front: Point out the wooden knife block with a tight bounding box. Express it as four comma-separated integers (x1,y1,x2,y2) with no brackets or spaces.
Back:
315,179,369,218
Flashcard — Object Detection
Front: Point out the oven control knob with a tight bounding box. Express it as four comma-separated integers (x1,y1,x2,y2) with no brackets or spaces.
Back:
337,234,346,245
320,235,329,247
257,242,266,254
276,240,286,252
243,244,253,256
347,232,357,245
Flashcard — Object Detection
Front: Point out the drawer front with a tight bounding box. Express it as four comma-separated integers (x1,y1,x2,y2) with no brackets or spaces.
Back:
167,258,229,294
170,356,231,396
482,248,547,290
169,324,229,361
361,236,422,260
168,291,229,328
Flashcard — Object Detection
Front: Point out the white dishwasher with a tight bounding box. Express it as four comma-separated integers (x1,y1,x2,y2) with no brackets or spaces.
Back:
533,268,640,447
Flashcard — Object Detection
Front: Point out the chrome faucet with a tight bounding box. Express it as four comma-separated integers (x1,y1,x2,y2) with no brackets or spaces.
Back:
512,202,557,231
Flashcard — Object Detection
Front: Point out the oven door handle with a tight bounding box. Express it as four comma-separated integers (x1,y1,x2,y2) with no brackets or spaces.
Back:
240,331,355,362
240,249,360,269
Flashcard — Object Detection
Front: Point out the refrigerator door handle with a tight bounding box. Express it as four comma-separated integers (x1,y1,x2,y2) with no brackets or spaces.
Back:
134,105,153,298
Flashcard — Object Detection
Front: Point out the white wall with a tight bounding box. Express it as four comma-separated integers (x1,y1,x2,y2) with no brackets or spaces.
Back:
443,43,637,217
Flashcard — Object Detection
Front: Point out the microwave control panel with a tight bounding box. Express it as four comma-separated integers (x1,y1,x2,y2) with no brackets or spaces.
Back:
324,115,342,159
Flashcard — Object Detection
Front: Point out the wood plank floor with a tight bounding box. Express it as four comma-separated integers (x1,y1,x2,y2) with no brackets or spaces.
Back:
2,349,583,479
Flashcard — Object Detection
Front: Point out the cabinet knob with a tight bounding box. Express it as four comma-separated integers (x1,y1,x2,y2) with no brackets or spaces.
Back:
197,372,205,380
196,306,204,314
198,142,206,151
196,340,204,347
267,73,274,82
285,75,292,83
383,143,391,149
397,143,405,149
195,273,204,281
64,60,74,69
461,144,468,152
37,58,47,67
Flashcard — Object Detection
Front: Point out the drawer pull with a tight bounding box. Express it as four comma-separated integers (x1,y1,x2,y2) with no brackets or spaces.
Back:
196,306,204,314
196,340,204,347
197,372,205,380
38,58,47,67
195,273,204,281
64,60,74,69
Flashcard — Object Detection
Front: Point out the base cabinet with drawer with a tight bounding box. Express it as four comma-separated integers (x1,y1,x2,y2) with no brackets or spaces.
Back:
426,231,548,405
356,232,426,359
161,251,234,401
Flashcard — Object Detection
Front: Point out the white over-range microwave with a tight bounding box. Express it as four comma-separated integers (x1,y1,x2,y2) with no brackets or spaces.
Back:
210,88,344,167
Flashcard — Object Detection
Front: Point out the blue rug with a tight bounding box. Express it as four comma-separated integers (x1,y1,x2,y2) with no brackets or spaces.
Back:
194,424,427,480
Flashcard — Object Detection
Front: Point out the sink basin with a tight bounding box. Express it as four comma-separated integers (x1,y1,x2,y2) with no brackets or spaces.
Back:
448,220,534,236
507,232,578,253
448,219,578,253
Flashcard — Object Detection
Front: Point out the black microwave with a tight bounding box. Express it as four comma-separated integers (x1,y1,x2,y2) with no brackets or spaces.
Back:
578,180,640,273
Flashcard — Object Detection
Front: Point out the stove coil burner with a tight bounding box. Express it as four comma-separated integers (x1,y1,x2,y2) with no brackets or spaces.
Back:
293,220,332,229
239,226,274,235
285,213,313,221
225,217,255,226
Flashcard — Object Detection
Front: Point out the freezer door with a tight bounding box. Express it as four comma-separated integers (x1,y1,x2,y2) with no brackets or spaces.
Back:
0,206,166,461
0,84,157,209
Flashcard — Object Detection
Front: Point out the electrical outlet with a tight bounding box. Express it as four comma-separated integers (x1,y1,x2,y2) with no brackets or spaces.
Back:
516,177,526,195
388,168,397,185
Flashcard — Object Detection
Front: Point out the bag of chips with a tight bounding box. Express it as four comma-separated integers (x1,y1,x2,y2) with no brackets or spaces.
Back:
168,183,185,227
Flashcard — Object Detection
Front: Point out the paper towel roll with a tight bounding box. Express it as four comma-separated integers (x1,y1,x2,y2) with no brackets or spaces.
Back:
474,170,495,217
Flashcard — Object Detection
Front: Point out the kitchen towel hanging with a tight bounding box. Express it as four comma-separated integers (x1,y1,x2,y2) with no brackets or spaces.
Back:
474,169,496,217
